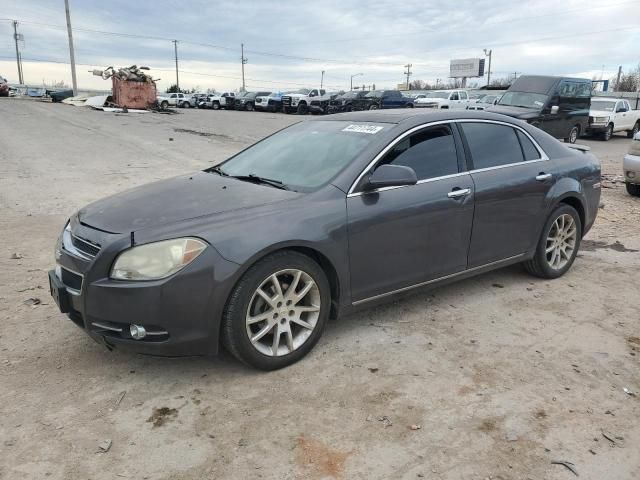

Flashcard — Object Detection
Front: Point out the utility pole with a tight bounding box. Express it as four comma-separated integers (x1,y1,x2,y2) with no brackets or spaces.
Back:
241,43,247,92
320,70,325,89
512,71,521,81
483,49,492,86
615,65,622,90
64,0,78,95
12,21,24,84
172,40,180,92
350,73,363,91
404,63,412,90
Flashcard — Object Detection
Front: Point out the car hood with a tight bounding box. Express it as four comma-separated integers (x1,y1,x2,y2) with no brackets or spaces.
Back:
77,172,298,234
487,104,541,119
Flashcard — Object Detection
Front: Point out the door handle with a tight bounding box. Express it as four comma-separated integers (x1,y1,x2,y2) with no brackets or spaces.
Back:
536,173,553,181
447,188,471,199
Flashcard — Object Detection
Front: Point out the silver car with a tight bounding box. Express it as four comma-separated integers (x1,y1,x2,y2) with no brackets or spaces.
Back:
624,131,640,196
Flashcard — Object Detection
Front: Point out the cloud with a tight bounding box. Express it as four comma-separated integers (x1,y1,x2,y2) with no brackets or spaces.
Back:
1,0,638,91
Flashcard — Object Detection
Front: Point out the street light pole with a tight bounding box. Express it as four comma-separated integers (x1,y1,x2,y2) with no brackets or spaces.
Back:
321,70,325,89
64,0,78,95
173,40,180,92
483,49,492,86
350,73,363,91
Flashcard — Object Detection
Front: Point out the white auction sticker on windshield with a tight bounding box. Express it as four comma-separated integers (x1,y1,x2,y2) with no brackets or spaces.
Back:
342,124,384,134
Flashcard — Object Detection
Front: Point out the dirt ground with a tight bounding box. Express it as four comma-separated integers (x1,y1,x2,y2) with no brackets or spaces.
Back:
1,98,638,480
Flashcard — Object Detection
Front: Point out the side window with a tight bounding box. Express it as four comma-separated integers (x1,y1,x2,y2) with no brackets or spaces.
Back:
378,125,459,181
559,81,577,98
516,130,541,161
461,122,524,169
170,94,176,98
460,91,468,100
450,92,459,101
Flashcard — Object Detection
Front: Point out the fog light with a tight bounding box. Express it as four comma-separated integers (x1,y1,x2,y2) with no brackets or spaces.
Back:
130,324,146,340
628,171,636,179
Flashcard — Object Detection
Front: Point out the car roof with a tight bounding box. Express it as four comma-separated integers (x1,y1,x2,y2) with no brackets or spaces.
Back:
316,108,520,126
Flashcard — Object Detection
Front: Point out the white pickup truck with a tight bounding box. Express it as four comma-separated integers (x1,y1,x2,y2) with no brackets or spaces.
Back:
281,88,326,114
414,90,471,109
157,92,195,109
587,98,640,141
200,91,235,110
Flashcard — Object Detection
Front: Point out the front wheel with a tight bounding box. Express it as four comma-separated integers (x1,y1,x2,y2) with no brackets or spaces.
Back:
246,102,254,112
626,182,640,197
369,104,379,110
627,122,639,138
564,125,580,143
160,100,169,109
221,251,330,370
602,124,613,141
296,103,308,115
524,204,582,279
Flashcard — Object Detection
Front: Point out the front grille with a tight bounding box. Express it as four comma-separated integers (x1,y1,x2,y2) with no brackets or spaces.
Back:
71,235,100,258
282,96,292,107
61,268,83,291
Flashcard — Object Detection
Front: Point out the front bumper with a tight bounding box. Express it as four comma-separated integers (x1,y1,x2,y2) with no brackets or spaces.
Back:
586,123,609,134
49,219,239,356
623,153,640,184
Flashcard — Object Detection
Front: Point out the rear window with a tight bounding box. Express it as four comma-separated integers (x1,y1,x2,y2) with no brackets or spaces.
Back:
516,130,541,161
461,123,524,169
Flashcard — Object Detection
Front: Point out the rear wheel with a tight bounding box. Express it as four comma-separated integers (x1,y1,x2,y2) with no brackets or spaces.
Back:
626,182,640,197
602,123,613,141
627,122,639,138
212,101,220,110
221,251,330,370
524,204,581,279
369,104,379,110
564,125,580,143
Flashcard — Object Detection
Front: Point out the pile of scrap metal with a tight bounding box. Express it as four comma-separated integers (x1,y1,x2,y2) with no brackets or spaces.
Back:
92,65,159,110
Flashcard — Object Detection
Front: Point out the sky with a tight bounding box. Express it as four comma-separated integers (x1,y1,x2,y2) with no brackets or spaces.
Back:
1,0,638,93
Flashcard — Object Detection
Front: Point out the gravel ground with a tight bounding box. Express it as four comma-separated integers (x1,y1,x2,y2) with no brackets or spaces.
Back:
1,98,639,480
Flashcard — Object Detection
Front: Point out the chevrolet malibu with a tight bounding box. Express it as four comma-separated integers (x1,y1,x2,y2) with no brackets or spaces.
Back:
49,110,601,370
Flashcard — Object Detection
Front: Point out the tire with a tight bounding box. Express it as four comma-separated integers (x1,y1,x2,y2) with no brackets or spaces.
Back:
626,182,640,197
564,125,580,143
246,102,254,112
221,251,330,370
406,103,414,108
296,103,308,115
627,122,639,139
160,100,169,109
523,204,582,279
183,102,191,109
602,124,613,141
369,104,379,110
212,101,220,110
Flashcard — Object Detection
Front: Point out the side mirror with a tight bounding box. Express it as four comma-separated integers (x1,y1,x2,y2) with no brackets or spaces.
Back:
364,165,418,191
550,105,559,114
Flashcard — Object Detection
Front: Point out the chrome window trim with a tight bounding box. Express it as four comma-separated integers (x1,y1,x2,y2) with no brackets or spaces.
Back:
352,253,525,306
347,118,550,196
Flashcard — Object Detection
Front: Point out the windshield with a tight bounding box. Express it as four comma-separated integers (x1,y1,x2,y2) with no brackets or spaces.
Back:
244,93,257,99
498,91,548,109
216,121,389,192
426,91,449,99
480,95,497,104
365,91,383,98
591,100,616,112
289,89,309,95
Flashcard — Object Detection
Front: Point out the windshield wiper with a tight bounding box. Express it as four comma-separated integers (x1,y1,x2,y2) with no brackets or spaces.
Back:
208,166,228,176
229,174,290,190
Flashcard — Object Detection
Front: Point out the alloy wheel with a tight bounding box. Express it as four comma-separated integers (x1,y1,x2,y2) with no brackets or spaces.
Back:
245,269,321,356
545,214,577,270
569,126,579,143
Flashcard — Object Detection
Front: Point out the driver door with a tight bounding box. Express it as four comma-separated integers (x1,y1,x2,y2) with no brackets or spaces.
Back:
347,123,474,302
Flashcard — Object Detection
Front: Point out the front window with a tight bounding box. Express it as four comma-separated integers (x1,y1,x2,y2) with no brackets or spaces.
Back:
215,121,390,192
591,100,616,112
498,91,549,109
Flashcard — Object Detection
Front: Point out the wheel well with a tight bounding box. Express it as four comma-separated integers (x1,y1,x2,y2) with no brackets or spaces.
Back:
287,247,340,317
559,196,585,231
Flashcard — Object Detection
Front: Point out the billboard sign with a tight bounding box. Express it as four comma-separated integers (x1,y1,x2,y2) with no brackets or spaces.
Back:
450,58,485,78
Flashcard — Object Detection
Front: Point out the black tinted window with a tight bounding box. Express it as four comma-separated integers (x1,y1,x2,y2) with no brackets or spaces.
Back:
516,130,540,161
461,123,524,169
380,125,458,180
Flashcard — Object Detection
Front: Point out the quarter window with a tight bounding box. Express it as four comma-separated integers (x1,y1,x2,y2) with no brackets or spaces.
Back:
516,130,541,161
461,123,524,169
378,125,459,180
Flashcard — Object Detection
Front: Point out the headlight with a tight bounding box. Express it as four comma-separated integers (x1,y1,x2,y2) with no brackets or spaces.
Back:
595,116,609,123
110,238,207,281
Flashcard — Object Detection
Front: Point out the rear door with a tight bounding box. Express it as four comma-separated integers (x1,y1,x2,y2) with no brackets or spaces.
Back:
347,123,474,302
459,121,556,267
617,100,632,130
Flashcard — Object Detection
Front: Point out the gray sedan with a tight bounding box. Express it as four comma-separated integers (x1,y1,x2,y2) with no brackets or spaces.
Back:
49,110,601,369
